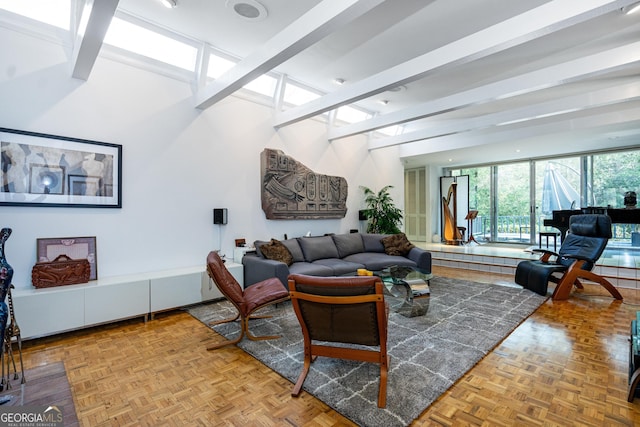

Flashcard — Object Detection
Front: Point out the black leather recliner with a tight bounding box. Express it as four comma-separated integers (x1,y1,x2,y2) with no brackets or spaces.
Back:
515,214,623,301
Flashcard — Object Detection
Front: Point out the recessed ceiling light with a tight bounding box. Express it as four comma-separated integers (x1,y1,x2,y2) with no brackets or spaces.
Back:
226,0,268,21
378,99,389,105
388,85,407,93
333,78,345,85
159,0,177,8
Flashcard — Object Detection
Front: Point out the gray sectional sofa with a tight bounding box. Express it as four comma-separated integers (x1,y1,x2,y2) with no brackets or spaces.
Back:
242,232,432,288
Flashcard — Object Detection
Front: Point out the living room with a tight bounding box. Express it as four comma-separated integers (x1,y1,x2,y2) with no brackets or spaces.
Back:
1,1,640,425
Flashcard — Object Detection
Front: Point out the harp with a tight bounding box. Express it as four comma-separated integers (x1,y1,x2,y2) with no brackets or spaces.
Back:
442,182,463,245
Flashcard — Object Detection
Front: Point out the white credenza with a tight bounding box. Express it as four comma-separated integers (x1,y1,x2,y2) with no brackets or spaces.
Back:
12,262,243,340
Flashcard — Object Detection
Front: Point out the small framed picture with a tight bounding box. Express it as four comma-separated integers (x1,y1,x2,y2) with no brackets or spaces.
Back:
36,236,98,280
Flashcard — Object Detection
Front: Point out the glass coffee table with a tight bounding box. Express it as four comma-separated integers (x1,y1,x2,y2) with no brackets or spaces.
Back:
372,266,433,318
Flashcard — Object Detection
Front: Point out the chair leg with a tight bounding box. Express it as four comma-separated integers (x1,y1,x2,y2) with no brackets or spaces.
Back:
552,263,623,301
206,312,245,351
208,313,240,326
292,352,312,397
378,354,389,408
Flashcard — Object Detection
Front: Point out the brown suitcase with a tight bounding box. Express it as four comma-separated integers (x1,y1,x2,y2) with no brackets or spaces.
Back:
31,254,91,288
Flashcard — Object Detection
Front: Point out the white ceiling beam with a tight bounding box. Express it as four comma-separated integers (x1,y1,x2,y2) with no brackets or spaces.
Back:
274,0,638,129
397,105,640,158
71,0,120,80
363,46,640,149
194,0,385,110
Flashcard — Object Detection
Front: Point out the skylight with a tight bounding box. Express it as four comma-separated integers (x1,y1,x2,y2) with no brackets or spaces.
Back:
244,74,277,98
283,83,321,106
336,106,371,124
207,54,277,97
104,17,197,71
0,0,70,29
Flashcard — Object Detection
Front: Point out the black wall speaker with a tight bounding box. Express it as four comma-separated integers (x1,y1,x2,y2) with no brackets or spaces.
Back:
358,210,367,221
213,208,228,225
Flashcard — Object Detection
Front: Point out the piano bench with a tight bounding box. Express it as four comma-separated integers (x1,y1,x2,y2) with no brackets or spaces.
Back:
539,231,560,251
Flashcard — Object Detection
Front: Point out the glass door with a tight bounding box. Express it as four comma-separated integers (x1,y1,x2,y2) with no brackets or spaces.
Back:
494,162,531,243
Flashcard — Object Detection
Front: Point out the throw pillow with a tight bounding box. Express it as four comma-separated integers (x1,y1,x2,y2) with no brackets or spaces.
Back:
259,239,293,266
381,233,415,256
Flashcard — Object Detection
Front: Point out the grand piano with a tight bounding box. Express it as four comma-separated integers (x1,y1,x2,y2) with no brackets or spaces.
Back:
544,207,640,241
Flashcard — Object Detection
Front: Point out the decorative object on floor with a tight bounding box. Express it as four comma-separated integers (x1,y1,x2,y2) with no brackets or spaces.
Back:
36,236,98,280
515,214,623,301
0,127,122,208
204,251,289,351
0,228,22,391
360,185,402,234
3,286,25,390
187,276,547,426
260,148,347,219
288,274,389,408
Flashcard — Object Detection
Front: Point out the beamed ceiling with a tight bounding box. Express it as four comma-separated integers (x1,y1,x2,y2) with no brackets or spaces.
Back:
72,0,640,167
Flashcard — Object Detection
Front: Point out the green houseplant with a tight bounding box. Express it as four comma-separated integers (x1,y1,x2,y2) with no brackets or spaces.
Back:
361,185,403,234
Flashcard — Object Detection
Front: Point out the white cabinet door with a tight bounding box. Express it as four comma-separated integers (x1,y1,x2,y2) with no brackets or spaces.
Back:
84,280,149,325
13,287,85,339
150,272,203,312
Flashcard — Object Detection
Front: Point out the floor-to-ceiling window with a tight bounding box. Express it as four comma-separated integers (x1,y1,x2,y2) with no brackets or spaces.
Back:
446,147,640,246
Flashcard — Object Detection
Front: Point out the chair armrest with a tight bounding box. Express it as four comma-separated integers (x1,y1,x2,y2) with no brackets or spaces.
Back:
242,254,290,288
531,248,558,262
407,247,432,273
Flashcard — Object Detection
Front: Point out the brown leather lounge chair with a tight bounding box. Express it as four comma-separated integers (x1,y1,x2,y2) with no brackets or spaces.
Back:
515,214,623,301
287,273,389,407
205,251,290,350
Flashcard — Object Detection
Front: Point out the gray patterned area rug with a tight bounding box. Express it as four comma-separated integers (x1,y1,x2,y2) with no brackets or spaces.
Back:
186,277,547,426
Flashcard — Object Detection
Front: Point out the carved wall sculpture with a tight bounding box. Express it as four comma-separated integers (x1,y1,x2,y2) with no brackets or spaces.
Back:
261,149,348,219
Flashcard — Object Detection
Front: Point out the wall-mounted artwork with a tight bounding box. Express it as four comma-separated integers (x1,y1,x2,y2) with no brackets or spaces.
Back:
0,127,122,208
261,149,347,219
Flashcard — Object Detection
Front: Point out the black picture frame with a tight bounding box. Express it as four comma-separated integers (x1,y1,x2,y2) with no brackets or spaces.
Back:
0,127,122,208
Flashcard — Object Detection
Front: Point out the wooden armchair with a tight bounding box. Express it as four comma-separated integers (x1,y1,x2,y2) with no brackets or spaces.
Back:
205,251,290,351
287,273,389,407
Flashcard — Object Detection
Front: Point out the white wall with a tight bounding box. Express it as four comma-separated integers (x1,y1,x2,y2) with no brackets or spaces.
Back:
0,27,404,289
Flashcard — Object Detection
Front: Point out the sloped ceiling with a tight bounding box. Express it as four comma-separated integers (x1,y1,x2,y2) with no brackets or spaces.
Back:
75,0,640,167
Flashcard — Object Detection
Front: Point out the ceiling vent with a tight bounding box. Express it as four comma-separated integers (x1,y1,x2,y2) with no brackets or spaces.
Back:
226,0,268,21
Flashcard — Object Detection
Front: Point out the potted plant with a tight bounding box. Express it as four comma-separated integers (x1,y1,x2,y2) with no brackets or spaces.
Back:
361,185,403,234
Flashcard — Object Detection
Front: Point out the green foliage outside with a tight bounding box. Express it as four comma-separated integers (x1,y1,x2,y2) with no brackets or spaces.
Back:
453,148,640,240
361,185,403,234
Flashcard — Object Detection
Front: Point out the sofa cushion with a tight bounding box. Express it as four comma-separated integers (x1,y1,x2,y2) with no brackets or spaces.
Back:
259,239,293,265
381,233,415,256
298,236,340,262
343,252,416,271
288,262,334,277
361,233,388,253
332,233,365,258
312,258,365,276
281,238,305,263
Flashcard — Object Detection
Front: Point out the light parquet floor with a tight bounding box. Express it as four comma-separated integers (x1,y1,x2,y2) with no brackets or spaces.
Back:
14,267,640,426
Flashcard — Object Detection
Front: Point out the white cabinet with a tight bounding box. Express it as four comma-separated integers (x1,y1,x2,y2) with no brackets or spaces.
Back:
12,263,245,340
85,279,149,325
13,285,85,339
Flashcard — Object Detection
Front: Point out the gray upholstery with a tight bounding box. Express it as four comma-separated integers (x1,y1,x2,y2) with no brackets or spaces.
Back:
332,233,365,258
362,233,388,252
298,236,340,262
243,233,432,288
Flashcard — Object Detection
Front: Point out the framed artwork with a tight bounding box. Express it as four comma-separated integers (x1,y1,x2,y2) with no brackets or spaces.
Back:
37,236,98,280
0,127,122,207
